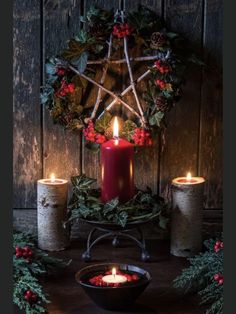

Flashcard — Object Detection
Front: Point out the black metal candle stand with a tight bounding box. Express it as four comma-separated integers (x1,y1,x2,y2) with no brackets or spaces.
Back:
80,219,153,262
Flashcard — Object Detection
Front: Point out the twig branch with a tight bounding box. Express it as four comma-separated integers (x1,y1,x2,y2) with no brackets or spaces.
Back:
90,34,113,119
122,10,145,126
87,55,164,65
68,64,141,119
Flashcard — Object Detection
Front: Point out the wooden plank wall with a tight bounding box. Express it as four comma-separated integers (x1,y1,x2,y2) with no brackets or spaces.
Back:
13,0,223,211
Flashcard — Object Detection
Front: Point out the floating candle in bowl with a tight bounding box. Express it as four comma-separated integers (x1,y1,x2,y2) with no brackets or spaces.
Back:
102,267,128,284
37,173,70,251
171,172,205,257
76,263,151,310
101,116,134,203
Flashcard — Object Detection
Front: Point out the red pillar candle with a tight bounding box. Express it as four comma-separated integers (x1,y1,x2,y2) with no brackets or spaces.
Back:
101,117,134,203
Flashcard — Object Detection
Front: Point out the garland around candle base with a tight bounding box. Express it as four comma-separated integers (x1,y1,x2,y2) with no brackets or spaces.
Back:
41,5,201,150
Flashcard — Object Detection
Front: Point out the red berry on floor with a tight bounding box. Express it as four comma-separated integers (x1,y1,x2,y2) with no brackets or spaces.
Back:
214,274,220,281
220,242,224,248
15,252,23,258
218,278,224,285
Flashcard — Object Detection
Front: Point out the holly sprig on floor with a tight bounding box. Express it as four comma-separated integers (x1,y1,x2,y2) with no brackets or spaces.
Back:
173,235,223,314
13,231,71,314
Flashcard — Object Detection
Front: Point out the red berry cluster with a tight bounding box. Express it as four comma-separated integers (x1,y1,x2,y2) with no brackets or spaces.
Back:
132,128,153,146
214,274,224,285
89,271,139,287
155,79,168,90
56,67,66,76
83,121,107,144
214,241,223,253
155,60,172,74
24,290,38,303
15,246,34,263
112,23,133,38
55,80,75,97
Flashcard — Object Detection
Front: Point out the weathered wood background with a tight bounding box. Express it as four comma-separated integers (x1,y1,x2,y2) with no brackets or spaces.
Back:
13,0,223,215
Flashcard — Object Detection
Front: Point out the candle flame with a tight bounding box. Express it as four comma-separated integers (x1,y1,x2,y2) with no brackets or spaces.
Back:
186,172,192,181
113,117,119,138
50,173,56,182
112,267,116,278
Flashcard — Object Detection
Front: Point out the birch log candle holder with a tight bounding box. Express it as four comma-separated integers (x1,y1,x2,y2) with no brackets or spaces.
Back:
170,173,205,257
37,174,70,251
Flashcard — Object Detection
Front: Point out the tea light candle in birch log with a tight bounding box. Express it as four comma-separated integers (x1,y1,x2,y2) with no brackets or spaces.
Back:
171,172,205,257
37,173,70,251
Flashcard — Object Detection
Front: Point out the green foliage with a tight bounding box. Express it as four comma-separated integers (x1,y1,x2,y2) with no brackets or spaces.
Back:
121,120,137,141
173,236,223,314
94,112,112,133
13,231,71,314
65,174,169,228
40,5,202,147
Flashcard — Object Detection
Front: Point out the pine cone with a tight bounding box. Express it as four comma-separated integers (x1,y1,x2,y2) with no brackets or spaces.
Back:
156,97,173,112
150,32,167,49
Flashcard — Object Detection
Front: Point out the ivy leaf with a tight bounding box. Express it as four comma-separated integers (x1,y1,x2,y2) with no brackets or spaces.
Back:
85,141,100,152
104,198,119,215
45,62,57,75
149,111,164,127
72,51,88,73
71,174,97,190
122,120,137,141
94,112,112,133
166,32,179,39
75,29,89,43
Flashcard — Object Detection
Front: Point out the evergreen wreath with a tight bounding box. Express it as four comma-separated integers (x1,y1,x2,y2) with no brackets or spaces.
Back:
41,5,201,150
173,235,223,314
13,231,71,314
64,174,169,228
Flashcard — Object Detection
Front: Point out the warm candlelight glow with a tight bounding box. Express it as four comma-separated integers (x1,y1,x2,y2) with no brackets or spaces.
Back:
112,267,116,278
186,172,192,181
50,173,56,182
113,117,119,138
102,267,127,284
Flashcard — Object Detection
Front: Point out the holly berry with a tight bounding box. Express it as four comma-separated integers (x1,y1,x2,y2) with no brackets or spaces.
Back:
155,79,167,90
56,67,66,76
132,128,153,146
218,278,224,285
214,240,223,253
55,81,75,97
213,273,223,285
155,60,172,74
83,121,107,144
113,23,133,38
24,290,38,303
14,245,34,261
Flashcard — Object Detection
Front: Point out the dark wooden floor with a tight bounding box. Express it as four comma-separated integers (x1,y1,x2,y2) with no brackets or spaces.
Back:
32,238,206,314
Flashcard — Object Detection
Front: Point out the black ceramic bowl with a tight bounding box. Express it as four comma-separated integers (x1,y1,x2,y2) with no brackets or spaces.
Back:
75,263,151,311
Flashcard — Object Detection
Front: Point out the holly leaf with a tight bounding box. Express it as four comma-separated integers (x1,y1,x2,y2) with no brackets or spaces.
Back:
95,112,112,133
122,120,137,141
149,111,164,127
72,51,88,73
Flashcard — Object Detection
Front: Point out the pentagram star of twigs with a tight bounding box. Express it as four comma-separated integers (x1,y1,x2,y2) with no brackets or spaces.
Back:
68,10,170,127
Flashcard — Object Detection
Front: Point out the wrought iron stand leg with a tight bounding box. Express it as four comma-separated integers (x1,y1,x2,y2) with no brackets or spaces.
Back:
137,227,150,262
82,227,97,261
112,234,120,247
